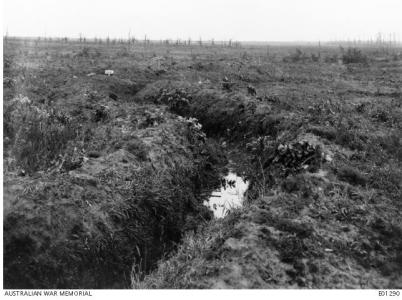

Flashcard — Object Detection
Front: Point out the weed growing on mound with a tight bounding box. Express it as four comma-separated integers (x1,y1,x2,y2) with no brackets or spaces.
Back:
4,98,77,173
131,222,224,289
154,88,191,112
337,166,367,186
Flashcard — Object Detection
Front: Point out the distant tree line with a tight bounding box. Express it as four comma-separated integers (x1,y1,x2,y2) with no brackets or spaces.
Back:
3,34,242,48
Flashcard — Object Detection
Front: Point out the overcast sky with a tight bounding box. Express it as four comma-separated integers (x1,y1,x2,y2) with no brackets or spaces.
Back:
3,0,402,41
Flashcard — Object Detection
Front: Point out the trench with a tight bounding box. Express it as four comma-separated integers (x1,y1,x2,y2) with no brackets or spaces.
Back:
130,135,251,283
128,85,257,284
124,84,257,284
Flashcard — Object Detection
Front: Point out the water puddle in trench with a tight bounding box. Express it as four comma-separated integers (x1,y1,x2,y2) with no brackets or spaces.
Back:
203,171,249,218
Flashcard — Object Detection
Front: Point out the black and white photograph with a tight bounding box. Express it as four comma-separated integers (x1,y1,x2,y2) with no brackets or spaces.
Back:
1,0,402,296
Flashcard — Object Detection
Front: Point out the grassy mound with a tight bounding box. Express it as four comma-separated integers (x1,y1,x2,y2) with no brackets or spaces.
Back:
3,87,225,288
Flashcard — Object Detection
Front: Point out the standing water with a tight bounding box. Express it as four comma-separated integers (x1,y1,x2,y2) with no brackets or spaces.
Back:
204,171,249,218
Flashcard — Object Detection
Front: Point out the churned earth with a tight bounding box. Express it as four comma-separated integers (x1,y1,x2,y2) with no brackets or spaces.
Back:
3,39,402,288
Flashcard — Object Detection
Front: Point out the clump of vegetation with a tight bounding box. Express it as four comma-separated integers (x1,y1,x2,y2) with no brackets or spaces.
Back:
335,129,366,151
155,88,191,112
308,124,366,151
371,108,390,123
376,131,402,161
342,47,368,64
4,99,77,173
91,105,109,122
125,139,148,160
269,141,324,173
337,166,368,186
140,110,165,128
182,117,206,146
307,126,337,141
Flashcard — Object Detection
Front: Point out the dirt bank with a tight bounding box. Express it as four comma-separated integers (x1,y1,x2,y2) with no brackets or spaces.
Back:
135,80,298,140
4,106,224,288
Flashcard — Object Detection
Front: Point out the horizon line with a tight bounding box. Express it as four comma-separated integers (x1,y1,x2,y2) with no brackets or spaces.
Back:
4,34,402,45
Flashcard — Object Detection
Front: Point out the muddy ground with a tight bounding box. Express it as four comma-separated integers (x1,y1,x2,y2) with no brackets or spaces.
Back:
3,39,402,288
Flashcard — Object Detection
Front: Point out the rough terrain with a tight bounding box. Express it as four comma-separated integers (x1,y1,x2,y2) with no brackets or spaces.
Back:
3,39,402,288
